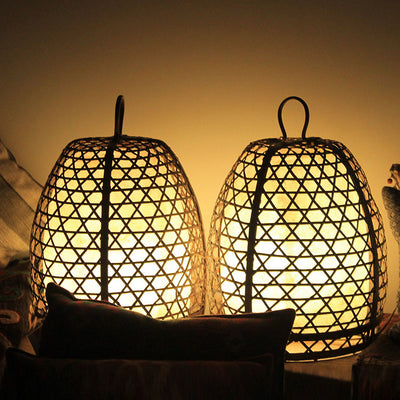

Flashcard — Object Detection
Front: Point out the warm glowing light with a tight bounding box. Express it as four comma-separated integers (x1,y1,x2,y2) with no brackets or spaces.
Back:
207,97,387,360
41,208,183,319
218,145,374,328
30,96,205,320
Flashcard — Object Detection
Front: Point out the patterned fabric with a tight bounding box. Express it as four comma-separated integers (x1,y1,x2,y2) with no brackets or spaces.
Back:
382,186,400,244
0,258,40,387
382,186,400,314
0,332,11,387
2,348,271,400
0,140,42,268
0,259,35,345
352,332,400,400
353,359,400,400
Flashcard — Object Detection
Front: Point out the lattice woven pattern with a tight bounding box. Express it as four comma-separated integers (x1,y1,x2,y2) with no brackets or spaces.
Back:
31,134,206,320
207,133,387,359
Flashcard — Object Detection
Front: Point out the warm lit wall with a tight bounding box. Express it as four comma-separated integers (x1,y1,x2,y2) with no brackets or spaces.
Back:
1,1,399,312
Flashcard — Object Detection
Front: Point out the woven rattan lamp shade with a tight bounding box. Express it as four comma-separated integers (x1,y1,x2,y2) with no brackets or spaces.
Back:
207,97,387,360
30,96,205,319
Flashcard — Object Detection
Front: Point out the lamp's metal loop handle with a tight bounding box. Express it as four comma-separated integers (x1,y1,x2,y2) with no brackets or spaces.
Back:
114,95,125,140
278,96,309,139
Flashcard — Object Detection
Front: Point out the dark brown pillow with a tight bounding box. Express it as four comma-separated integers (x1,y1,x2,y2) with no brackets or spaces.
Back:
39,283,294,363
39,283,294,399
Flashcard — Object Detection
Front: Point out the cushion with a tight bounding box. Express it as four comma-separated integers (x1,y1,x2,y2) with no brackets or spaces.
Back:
40,283,294,361
0,140,42,267
39,283,294,399
1,348,272,400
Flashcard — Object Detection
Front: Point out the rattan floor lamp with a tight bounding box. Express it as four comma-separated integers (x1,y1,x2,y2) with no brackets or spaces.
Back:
30,96,206,320
207,96,387,360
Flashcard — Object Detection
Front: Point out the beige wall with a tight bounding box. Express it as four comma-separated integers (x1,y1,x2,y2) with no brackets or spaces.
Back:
1,1,399,312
